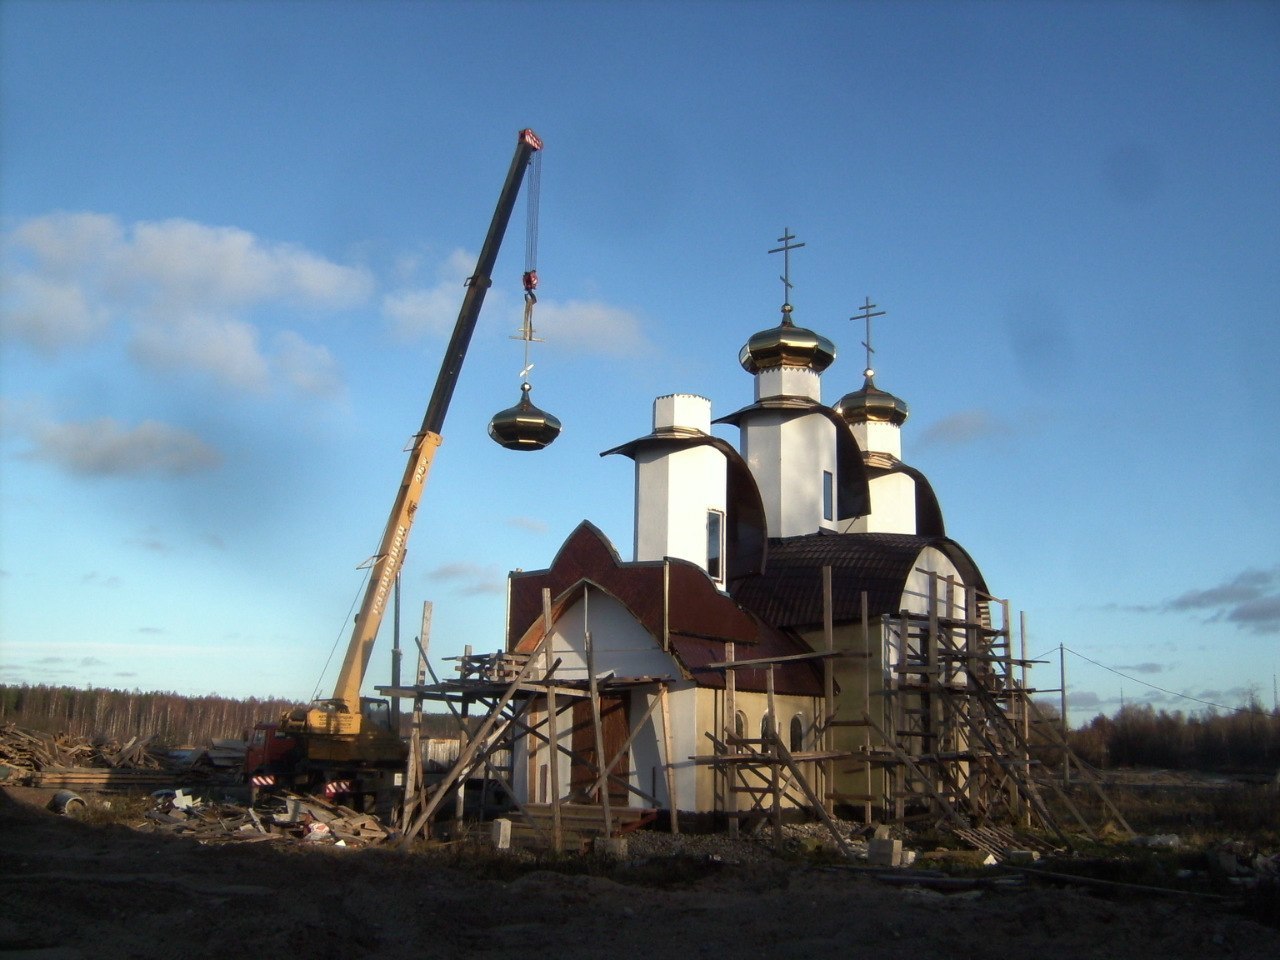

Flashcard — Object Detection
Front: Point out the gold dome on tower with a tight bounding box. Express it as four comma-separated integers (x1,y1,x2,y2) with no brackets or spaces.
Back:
834,373,909,426
739,305,837,374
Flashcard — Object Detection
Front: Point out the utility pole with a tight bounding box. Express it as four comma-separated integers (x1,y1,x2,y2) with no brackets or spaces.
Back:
1059,643,1069,786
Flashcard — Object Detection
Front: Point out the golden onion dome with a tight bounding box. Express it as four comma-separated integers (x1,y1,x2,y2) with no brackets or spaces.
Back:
738,305,837,374
488,383,562,451
834,374,909,426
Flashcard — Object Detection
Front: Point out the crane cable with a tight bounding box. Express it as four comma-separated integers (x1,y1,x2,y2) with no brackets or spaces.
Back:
521,149,541,314
518,148,542,381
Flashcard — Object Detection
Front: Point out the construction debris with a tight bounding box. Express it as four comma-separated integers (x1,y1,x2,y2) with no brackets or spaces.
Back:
134,791,392,847
0,723,241,790
1,723,167,777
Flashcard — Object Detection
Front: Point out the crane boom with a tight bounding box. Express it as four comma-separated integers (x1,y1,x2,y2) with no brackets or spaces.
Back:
292,129,544,748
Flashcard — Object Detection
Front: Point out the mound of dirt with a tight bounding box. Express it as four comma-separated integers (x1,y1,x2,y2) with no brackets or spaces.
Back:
2,785,1276,960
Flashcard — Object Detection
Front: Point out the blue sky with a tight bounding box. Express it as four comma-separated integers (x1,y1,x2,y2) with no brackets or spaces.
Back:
2,1,1277,722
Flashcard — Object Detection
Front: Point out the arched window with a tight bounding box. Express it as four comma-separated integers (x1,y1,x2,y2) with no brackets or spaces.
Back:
789,714,805,752
760,712,775,740
732,711,747,752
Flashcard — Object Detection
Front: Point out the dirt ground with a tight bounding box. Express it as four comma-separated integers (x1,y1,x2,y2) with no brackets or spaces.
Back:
1,785,1277,960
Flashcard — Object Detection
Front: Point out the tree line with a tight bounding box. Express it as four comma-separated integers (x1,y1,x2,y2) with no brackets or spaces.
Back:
1062,697,1280,774
0,683,468,745
0,684,304,745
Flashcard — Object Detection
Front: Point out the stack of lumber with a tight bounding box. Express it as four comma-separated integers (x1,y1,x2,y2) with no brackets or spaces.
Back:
511,803,657,849
0,724,244,790
1,724,93,775
35,766,176,790
0,723,170,780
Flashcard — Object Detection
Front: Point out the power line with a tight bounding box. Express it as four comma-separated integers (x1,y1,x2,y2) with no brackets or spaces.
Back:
1063,646,1273,717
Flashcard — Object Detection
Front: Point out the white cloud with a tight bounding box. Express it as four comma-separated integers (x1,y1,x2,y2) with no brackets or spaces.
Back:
427,560,505,595
1163,566,1280,635
0,273,109,352
532,299,650,358
381,248,475,339
1,212,371,394
275,331,343,398
22,416,222,476
506,516,549,534
130,313,271,390
917,409,1013,449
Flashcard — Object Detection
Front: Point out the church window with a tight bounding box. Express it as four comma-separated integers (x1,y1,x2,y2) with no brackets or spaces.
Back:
789,714,805,752
822,470,834,521
706,509,725,582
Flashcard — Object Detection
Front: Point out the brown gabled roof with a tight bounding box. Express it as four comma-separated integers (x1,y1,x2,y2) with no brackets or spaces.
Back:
507,521,822,696
730,531,988,630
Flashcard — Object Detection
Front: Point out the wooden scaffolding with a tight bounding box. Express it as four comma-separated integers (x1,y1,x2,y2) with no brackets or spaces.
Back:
859,568,1131,853
692,566,1130,859
388,571,1128,860
388,589,671,850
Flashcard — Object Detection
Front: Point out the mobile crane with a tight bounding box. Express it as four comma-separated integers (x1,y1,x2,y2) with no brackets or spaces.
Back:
246,129,549,802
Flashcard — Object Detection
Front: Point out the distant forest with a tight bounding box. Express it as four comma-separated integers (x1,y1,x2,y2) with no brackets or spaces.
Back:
3,683,1279,773
1064,698,1280,774
0,684,462,746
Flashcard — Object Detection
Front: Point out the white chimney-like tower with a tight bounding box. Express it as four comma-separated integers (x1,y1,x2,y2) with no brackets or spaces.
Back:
632,394,729,582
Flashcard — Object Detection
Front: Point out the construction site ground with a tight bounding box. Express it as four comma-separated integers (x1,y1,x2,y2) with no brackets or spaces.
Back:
2,784,1277,960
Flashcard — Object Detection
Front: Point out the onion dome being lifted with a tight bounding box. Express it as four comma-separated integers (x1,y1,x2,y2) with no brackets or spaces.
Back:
738,303,837,374
488,382,562,450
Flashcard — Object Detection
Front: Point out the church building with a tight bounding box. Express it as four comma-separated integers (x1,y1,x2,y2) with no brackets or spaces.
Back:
501,235,998,822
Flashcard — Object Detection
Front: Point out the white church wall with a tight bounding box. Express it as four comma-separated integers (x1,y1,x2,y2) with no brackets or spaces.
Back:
634,396,728,578
849,419,903,460
846,471,917,534
635,446,726,573
889,546,968,673
545,589,676,683
514,588,698,808
755,366,821,402
741,410,838,538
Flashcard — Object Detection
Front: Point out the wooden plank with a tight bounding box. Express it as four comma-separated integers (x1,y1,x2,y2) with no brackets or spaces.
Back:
659,682,679,833
704,650,843,670
584,588,613,836
542,588,563,853
766,666,782,851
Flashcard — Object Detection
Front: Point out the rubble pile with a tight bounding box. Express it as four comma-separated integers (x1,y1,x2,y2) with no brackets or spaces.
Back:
135,790,392,848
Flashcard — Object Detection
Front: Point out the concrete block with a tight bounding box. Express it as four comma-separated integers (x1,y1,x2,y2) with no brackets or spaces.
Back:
593,836,629,860
491,818,512,850
868,837,902,867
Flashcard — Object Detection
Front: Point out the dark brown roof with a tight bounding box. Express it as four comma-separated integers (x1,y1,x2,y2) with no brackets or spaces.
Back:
730,531,988,630
507,522,822,696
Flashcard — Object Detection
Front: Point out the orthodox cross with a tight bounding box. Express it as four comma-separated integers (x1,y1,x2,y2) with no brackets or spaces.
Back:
510,307,545,384
851,296,887,380
767,228,805,313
